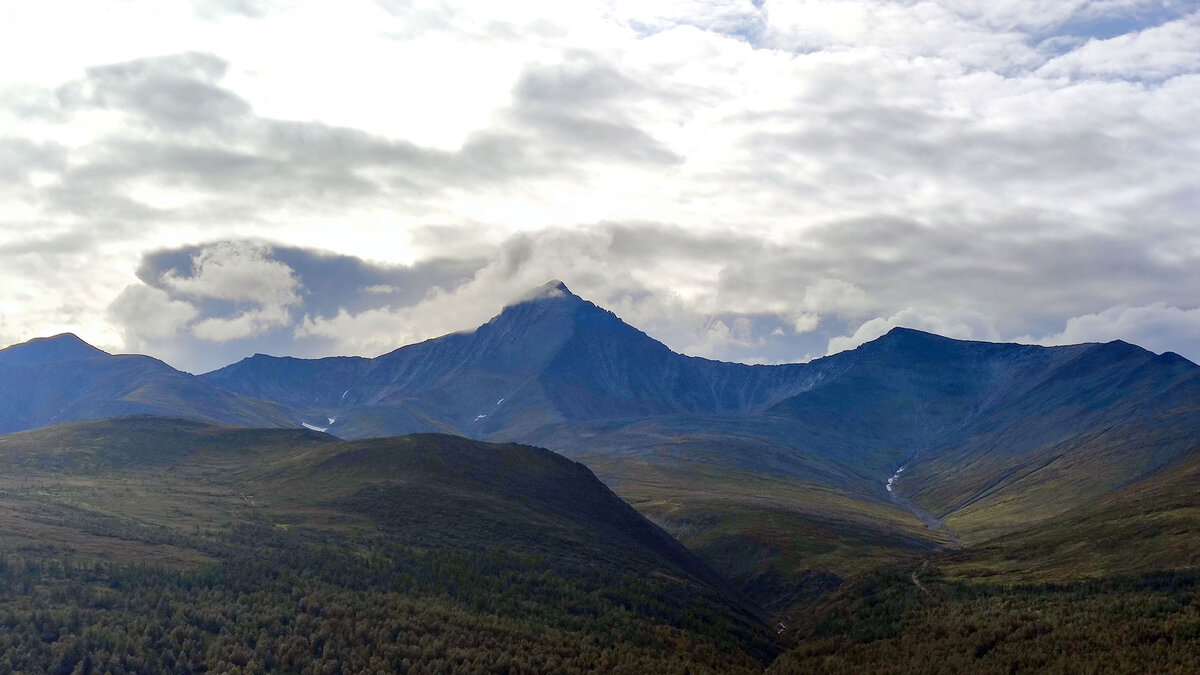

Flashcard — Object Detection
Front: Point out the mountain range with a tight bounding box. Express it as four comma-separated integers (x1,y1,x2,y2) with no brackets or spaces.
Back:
5,280,1200,670
4,280,1200,609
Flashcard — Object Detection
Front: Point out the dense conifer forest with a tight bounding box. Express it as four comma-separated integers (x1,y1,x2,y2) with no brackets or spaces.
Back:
0,419,774,673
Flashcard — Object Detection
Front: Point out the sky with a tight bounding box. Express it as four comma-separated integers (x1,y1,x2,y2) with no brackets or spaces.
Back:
1,0,1198,373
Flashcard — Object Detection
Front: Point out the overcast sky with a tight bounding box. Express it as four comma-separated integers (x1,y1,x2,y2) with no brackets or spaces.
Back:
2,0,1198,373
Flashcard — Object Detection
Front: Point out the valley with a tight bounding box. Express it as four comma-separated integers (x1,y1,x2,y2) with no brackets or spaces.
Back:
2,281,1200,672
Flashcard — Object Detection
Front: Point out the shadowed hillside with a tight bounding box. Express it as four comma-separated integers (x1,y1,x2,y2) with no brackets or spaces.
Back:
0,334,296,435
0,417,776,672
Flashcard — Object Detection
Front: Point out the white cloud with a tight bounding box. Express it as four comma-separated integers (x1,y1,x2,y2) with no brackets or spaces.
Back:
108,284,199,342
791,312,821,334
162,240,300,307
827,309,1001,355
1038,12,1200,80
159,241,301,342
686,316,759,359
363,284,399,295
1033,303,1200,362
762,0,1040,69
191,304,292,342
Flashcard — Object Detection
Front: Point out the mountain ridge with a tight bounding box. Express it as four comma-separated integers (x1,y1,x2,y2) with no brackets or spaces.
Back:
0,334,297,435
6,282,1200,610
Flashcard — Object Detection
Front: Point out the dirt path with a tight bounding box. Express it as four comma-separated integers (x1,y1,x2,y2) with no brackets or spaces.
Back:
910,560,934,597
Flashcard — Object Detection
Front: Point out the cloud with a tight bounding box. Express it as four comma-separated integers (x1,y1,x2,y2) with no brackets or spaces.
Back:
108,284,199,343
687,317,761,359
1038,12,1200,80
148,241,300,343
791,312,821,334
1033,303,1200,363
57,52,250,130
827,309,1001,355
3,1,1200,373
102,240,482,371
161,241,299,307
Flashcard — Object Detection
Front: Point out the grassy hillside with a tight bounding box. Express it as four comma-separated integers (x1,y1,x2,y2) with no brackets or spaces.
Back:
938,444,1200,584
900,344,1200,542
0,418,775,673
581,445,953,613
768,444,1200,673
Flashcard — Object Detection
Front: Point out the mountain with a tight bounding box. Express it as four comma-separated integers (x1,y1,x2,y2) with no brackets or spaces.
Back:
195,282,1200,608
9,283,1200,617
0,417,775,671
7,288,1200,672
202,280,818,437
0,333,296,434
0,332,108,365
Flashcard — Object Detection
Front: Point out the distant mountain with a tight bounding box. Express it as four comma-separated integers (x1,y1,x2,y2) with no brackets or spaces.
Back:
200,284,1200,525
194,281,1200,605
9,283,1200,612
0,334,296,434
7,289,1200,672
0,332,108,365
203,280,819,437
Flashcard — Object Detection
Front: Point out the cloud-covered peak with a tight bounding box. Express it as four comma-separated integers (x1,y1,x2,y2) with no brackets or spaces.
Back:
512,279,576,304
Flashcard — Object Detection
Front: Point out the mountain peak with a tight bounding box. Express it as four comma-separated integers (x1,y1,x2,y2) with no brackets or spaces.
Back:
543,278,570,293
874,326,950,345
511,279,578,305
0,333,109,366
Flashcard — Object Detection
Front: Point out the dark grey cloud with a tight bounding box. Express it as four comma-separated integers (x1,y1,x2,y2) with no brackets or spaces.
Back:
112,240,485,372
0,49,686,255
139,242,484,317
57,52,250,130
421,221,1200,363
508,56,682,165
36,51,677,218
0,137,67,182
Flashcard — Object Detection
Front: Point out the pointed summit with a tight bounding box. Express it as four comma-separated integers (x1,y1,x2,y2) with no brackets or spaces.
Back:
509,279,579,306
543,278,570,294
0,333,109,366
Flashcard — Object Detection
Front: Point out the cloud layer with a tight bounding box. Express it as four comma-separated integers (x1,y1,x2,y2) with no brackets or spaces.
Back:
1,1,1198,370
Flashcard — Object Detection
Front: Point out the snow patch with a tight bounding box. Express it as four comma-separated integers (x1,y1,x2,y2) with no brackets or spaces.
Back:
473,414,487,422
302,422,328,432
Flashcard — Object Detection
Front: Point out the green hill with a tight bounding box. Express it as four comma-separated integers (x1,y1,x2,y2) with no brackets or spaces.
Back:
0,417,775,673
